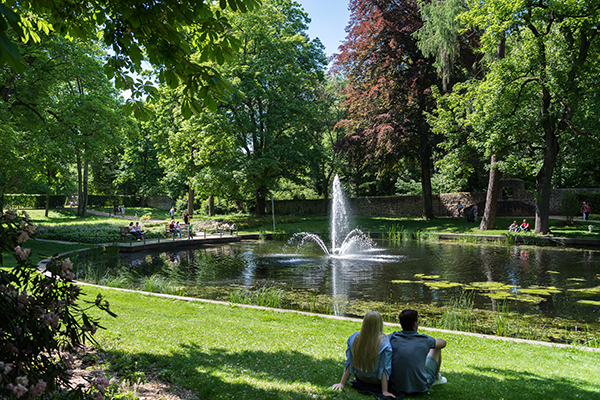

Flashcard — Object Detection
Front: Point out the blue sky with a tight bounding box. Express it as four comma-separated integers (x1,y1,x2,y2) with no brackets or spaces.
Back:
296,0,350,57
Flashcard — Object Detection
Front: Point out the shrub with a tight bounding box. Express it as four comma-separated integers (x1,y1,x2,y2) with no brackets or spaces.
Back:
4,195,67,209
0,208,115,399
558,191,581,222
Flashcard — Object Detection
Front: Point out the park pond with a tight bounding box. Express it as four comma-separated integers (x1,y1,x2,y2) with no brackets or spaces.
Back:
79,239,600,326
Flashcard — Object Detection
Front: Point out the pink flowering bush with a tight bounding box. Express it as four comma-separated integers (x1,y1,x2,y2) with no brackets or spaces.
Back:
0,208,116,399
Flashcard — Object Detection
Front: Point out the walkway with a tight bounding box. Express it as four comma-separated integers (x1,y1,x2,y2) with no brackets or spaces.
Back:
114,232,266,252
87,209,165,222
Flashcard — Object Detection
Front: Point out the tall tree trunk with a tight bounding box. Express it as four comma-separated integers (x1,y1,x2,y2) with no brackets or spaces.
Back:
76,152,83,217
208,195,214,217
420,130,434,219
479,155,502,230
45,164,51,217
255,186,267,217
479,36,506,230
79,158,89,218
535,90,559,234
187,188,194,216
322,176,330,217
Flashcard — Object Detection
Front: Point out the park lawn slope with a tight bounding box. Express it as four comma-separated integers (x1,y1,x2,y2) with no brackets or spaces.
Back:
86,288,600,400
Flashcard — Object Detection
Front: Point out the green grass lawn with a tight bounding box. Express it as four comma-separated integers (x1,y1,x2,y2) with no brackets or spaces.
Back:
86,288,600,400
236,213,600,240
1,239,89,268
18,208,600,241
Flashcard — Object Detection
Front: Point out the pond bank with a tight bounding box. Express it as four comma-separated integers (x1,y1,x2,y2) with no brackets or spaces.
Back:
109,231,600,253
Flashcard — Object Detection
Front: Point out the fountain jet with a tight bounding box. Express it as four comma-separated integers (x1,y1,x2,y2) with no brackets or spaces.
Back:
289,175,375,256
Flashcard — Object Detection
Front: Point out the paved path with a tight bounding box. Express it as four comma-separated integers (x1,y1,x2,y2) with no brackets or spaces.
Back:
87,209,166,223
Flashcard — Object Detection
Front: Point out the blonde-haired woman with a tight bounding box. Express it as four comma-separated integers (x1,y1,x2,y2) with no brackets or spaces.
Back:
332,311,395,398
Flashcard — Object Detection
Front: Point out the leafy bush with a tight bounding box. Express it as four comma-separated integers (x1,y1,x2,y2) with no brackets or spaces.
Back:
559,191,581,221
4,195,67,209
0,208,115,399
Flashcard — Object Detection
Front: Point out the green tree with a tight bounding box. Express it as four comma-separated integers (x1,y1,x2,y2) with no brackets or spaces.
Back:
0,0,260,118
458,0,600,234
0,35,131,215
222,0,326,215
150,0,327,216
333,0,439,218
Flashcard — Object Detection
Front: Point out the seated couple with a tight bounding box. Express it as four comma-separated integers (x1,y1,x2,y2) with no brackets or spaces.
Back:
169,220,183,238
509,219,530,233
128,222,146,241
332,309,447,398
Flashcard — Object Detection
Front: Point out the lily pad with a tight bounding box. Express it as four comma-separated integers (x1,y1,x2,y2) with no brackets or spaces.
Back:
518,286,562,296
466,282,515,291
567,286,600,295
485,291,514,300
414,273,440,280
576,300,600,306
511,294,546,303
422,280,464,290
391,280,413,284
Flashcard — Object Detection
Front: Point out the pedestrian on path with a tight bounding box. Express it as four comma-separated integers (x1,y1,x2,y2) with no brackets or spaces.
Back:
582,202,591,221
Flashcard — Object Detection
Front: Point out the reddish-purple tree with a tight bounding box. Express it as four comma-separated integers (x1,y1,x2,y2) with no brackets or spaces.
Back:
333,0,438,218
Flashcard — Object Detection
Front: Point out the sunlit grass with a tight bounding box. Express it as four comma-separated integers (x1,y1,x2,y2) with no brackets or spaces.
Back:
85,288,600,400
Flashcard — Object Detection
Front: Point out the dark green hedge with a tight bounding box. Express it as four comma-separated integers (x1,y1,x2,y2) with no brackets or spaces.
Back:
4,194,143,209
87,195,142,208
4,195,67,209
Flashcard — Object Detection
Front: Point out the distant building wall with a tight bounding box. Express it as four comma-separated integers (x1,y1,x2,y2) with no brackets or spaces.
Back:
267,186,600,217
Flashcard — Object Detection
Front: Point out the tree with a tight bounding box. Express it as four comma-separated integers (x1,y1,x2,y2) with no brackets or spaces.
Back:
333,0,439,219
151,0,327,216
458,0,600,233
1,35,130,217
303,75,348,207
0,0,261,118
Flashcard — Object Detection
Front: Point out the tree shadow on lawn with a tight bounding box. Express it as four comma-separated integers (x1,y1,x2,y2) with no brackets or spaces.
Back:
103,343,341,399
100,344,599,400
437,365,599,400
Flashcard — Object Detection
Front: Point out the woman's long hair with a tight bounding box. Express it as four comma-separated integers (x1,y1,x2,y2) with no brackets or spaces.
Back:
352,311,385,372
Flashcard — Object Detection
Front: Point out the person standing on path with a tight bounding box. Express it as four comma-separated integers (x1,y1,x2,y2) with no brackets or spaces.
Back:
583,202,591,221
170,206,175,220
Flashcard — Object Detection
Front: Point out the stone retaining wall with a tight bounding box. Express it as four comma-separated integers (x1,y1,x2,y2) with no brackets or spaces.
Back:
267,187,600,217
142,196,173,210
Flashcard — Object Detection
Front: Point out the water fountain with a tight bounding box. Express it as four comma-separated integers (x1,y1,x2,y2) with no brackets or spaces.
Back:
289,175,376,256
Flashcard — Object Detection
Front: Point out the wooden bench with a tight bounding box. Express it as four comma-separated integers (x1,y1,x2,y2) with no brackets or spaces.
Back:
165,223,188,238
120,226,133,240
120,226,145,241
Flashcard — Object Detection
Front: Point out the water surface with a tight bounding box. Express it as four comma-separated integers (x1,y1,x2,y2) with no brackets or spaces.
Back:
115,240,600,322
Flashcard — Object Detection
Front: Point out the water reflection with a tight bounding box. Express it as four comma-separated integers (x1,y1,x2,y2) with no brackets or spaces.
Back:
112,240,600,323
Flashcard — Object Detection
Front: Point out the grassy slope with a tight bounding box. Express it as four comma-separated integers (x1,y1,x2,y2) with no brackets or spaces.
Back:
20,208,600,240
1,240,88,269
230,214,600,239
88,288,600,400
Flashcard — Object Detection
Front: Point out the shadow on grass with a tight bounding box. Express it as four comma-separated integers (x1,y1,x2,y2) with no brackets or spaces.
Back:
437,366,598,400
102,344,340,399
99,344,599,400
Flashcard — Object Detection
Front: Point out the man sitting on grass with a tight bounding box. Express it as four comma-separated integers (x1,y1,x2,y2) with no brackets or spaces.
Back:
388,309,447,396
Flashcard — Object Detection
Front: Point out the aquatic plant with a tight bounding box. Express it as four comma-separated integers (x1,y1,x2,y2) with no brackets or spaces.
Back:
434,292,475,332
